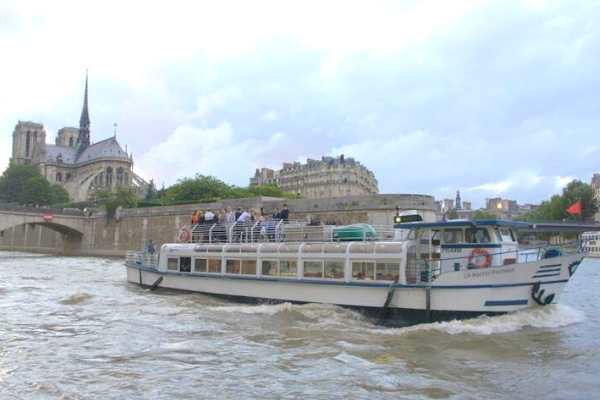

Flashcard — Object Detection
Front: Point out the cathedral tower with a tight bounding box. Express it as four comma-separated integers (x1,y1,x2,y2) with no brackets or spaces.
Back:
76,71,91,156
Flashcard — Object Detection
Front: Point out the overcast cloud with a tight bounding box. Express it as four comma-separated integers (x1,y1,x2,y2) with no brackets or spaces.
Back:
1,0,598,207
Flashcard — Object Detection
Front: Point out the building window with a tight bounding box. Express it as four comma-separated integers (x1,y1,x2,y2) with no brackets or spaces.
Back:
116,167,124,185
25,131,31,157
69,137,74,147
56,172,62,182
105,167,113,187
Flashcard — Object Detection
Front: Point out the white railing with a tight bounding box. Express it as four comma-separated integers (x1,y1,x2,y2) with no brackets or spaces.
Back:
184,220,402,244
125,251,158,269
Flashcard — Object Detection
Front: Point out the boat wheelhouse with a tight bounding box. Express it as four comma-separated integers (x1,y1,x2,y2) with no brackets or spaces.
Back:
582,231,600,258
126,217,587,326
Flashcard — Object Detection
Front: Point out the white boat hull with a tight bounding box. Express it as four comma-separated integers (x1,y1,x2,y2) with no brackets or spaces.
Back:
126,252,584,320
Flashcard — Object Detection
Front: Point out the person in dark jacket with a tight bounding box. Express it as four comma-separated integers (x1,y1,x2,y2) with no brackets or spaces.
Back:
280,204,289,221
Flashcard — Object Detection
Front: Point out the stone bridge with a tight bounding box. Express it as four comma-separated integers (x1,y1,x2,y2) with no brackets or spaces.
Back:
0,205,87,251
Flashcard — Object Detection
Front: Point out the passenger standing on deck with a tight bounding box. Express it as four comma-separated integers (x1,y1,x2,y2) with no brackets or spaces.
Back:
280,204,290,222
224,207,236,242
236,208,252,242
147,239,155,254
272,208,281,220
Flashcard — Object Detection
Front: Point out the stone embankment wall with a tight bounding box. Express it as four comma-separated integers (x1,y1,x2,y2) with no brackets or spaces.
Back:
0,194,435,256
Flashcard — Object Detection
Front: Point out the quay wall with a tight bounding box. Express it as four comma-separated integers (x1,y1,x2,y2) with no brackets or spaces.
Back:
0,194,435,256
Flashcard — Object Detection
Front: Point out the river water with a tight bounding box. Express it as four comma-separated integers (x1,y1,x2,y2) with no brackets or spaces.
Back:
1,251,599,399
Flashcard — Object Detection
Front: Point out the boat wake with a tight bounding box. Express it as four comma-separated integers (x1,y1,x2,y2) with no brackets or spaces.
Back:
207,302,296,316
378,304,587,336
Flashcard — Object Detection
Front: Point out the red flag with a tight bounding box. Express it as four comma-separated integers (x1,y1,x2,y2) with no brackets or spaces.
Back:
566,200,582,214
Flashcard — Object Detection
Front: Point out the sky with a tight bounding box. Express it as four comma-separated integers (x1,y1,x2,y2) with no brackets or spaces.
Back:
1,0,598,208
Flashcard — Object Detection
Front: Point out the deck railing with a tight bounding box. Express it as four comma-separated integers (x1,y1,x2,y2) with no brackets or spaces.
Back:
125,251,158,269
184,220,402,244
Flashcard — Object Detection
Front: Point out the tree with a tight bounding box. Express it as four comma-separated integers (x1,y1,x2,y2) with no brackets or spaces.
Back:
144,179,157,200
19,176,56,205
0,164,43,203
473,210,498,220
165,174,232,202
52,184,70,204
448,208,458,219
527,195,564,222
0,164,68,206
561,180,598,221
98,186,138,221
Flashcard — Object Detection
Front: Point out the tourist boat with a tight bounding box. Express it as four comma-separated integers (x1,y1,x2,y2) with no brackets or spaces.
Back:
582,231,600,258
125,213,587,326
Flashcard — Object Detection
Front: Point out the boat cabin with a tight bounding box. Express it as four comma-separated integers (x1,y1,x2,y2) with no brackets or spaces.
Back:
394,219,528,282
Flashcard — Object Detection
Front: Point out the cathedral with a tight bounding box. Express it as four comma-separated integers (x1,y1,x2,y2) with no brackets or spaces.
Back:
10,73,148,202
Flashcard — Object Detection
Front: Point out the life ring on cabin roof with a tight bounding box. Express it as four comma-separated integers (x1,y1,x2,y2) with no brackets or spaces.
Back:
468,247,492,269
178,226,192,243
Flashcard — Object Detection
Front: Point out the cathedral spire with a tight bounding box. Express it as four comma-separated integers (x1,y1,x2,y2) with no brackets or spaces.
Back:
456,190,462,210
76,70,91,156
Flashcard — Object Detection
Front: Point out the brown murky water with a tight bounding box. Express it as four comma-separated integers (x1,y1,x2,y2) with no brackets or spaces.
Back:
1,251,599,399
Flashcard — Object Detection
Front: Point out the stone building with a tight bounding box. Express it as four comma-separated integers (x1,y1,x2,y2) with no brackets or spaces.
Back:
592,173,600,222
250,155,378,199
10,73,147,202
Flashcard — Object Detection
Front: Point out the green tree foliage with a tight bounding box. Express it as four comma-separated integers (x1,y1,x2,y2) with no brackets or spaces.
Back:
52,184,70,204
448,208,458,219
166,174,231,202
165,175,300,203
561,180,597,221
473,210,498,220
527,181,597,222
144,179,157,200
98,186,139,221
0,164,69,205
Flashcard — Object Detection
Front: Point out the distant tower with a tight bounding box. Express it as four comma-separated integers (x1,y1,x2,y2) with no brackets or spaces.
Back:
76,71,91,156
456,190,462,210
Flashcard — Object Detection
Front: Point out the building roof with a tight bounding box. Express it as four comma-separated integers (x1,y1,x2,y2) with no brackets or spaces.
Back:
77,136,130,163
45,145,78,164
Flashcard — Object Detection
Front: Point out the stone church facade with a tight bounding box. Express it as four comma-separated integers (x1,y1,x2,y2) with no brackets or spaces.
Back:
10,74,148,202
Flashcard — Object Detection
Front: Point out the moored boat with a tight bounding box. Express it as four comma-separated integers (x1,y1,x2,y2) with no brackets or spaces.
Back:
125,215,587,326
582,231,600,258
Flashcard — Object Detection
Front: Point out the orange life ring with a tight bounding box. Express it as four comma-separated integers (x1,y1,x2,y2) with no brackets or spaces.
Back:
468,247,491,268
178,226,192,243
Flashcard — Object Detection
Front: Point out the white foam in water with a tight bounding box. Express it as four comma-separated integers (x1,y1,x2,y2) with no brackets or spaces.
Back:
379,304,587,336
207,302,295,315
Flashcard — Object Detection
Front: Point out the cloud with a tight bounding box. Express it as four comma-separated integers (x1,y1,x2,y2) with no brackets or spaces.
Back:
136,122,290,187
1,0,599,210
188,86,242,121
258,110,278,122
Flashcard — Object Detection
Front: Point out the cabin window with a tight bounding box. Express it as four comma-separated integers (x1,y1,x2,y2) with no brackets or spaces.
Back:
241,259,257,275
167,258,179,271
207,259,221,273
180,257,191,273
262,260,278,276
443,229,463,244
496,228,514,242
376,261,400,281
324,260,344,279
474,228,491,243
303,260,323,278
352,261,374,280
280,260,297,277
194,258,207,273
226,259,241,274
